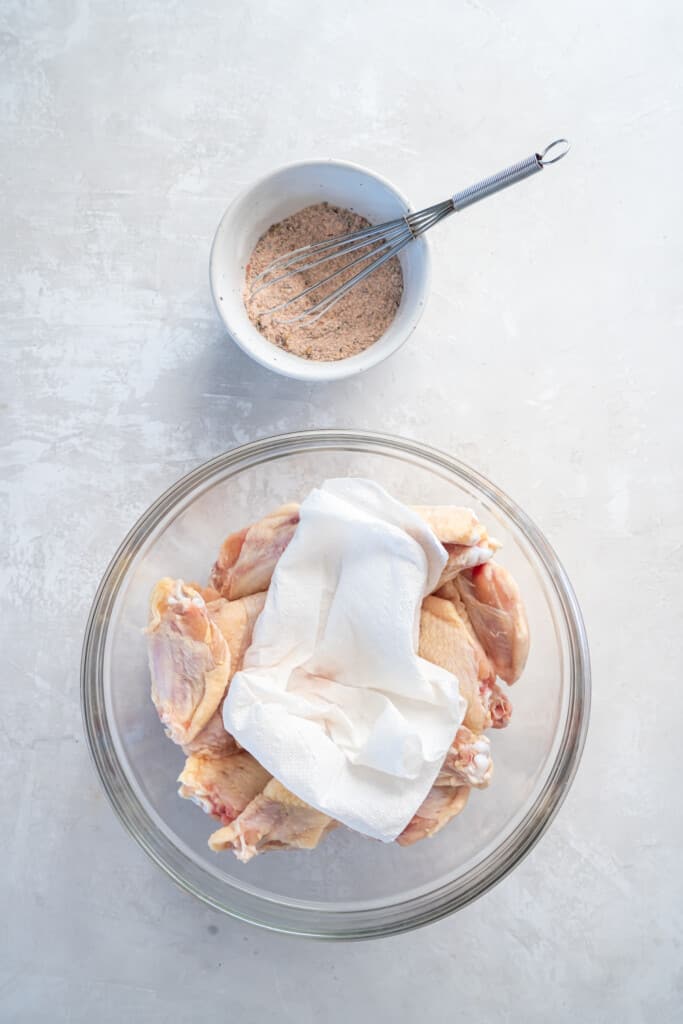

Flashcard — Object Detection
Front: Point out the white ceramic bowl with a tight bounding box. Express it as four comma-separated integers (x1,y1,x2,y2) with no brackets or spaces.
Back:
209,160,431,381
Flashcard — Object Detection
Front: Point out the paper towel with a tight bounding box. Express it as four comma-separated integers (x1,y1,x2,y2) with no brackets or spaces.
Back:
223,478,466,841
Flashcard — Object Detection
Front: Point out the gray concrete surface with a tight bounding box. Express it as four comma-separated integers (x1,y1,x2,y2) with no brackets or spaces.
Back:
1,1,681,1020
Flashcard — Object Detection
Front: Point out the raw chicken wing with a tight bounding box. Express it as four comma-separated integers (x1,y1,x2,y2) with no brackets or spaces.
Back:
456,563,530,684
396,786,470,846
208,779,335,861
419,595,491,732
178,751,270,825
146,582,265,753
433,580,494,679
210,504,300,600
184,591,268,755
414,505,500,587
433,579,512,728
181,708,239,758
207,591,266,666
146,579,231,747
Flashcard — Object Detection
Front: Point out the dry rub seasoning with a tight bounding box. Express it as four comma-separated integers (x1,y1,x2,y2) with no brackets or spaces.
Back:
244,202,404,362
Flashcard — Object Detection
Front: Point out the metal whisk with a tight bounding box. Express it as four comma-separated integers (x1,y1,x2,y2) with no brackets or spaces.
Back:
248,138,570,326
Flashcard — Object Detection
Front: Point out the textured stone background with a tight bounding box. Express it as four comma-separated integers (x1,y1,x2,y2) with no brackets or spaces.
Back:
1,1,681,1020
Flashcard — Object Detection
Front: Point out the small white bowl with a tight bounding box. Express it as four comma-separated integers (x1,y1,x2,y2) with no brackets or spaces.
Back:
209,160,431,381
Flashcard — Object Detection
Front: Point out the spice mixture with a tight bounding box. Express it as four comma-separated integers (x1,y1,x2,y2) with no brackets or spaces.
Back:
244,202,404,362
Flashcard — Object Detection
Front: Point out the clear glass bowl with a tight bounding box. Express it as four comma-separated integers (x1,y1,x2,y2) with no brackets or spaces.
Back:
81,430,590,939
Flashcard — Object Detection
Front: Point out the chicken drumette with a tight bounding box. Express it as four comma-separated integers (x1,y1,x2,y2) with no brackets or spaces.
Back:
146,580,265,757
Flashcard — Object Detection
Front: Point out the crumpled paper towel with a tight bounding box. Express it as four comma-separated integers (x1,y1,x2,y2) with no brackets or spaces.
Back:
224,478,465,841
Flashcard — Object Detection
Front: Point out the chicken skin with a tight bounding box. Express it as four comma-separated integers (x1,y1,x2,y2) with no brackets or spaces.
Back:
210,504,301,600
419,595,492,732
146,579,231,747
208,779,335,861
397,786,470,846
456,563,530,684
178,750,271,825
146,581,265,753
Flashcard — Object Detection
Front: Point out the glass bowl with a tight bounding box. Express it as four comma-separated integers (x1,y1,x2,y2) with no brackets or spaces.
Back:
81,430,590,939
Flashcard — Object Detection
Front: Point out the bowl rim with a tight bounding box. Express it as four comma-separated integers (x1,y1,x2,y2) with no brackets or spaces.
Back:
81,430,591,939
208,158,432,382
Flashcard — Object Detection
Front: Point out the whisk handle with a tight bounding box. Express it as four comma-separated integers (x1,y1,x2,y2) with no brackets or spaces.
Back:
452,138,570,212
